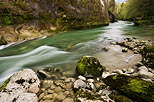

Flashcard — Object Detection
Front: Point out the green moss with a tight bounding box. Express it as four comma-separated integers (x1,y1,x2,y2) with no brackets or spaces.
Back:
0,78,10,91
75,89,102,102
2,16,12,25
76,56,106,77
109,93,133,102
104,74,154,102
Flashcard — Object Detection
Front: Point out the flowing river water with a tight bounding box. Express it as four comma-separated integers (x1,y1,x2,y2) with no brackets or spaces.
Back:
0,21,154,84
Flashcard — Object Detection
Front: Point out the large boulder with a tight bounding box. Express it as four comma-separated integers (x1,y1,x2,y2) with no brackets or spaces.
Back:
76,56,106,77
104,74,154,102
0,69,40,102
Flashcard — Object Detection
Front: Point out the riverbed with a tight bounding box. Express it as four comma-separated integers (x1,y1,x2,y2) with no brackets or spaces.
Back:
0,21,153,84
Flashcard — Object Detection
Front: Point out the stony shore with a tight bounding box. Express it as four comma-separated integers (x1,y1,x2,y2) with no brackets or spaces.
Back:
0,37,154,102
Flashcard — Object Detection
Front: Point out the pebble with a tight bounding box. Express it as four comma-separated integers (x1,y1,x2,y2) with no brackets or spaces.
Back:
113,69,123,74
66,82,73,89
64,91,70,96
87,79,94,83
127,68,134,74
43,94,53,100
39,93,44,100
42,80,53,89
47,89,54,94
78,75,86,81
65,78,75,83
102,72,110,78
74,79,86,89
50,84,56,89
54,87,62,93
122,48,128,52
62,98,74,102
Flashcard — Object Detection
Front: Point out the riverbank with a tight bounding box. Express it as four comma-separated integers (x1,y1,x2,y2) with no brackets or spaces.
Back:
0,37,153,102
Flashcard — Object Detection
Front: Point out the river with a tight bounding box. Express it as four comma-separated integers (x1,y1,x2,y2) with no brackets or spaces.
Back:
0,21,153,84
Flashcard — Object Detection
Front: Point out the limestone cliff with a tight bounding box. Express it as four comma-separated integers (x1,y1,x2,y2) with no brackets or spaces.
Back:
0,0,109,44
0,0,108,29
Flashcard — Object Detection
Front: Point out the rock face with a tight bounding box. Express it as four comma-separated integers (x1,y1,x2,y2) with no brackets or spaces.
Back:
0,0,108,29
0,69,40,102
76,56,106,77
104,74,154,102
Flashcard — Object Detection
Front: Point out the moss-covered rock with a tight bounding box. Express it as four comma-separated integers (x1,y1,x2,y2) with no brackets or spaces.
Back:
75,89,102,102
109,93,133,102
104,74,154,102
141,46,154,69
76,56,106,77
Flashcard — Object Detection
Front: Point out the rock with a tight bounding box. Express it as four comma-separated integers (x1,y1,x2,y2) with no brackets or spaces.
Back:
0,69,40,102
52,93,66,101
102,71,111,78
101,89,112,96
78,75,86,81
76,56,106,77
87,79,94,83
64,91,70,96
104,74,154,102
66,82,73,89
75,89,107,102
113,69,123,74
126,68,134,74
141,46,154,69
122,48,128,52
43,94,53,100
102,47,109,51
122,68,127,73
37,70,51,79
74,79,86,89
54,87,62,93
87,83,95,90
16,93,38,102
39,93,45,100
62,98,74,102
50,84,56,90
47,89,54,94
65,78,75,83
42,80,53,89
109,93,133,102
0,36,8,45
57,94,66,101
110,42,117,45
136,62,144,67
138,66,154,79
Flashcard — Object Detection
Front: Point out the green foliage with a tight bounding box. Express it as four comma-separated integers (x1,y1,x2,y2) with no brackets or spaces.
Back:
114,0,154,25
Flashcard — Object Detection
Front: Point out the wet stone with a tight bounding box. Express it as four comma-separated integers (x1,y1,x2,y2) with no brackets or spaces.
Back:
54,87,62,93
43,94,53,100
47,89,54,94
39,93,45,100
62,98,74,102
42,80,53,89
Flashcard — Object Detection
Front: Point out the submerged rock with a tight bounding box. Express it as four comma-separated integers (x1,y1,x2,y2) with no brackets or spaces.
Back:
76,56,106,77
104,74,154,102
